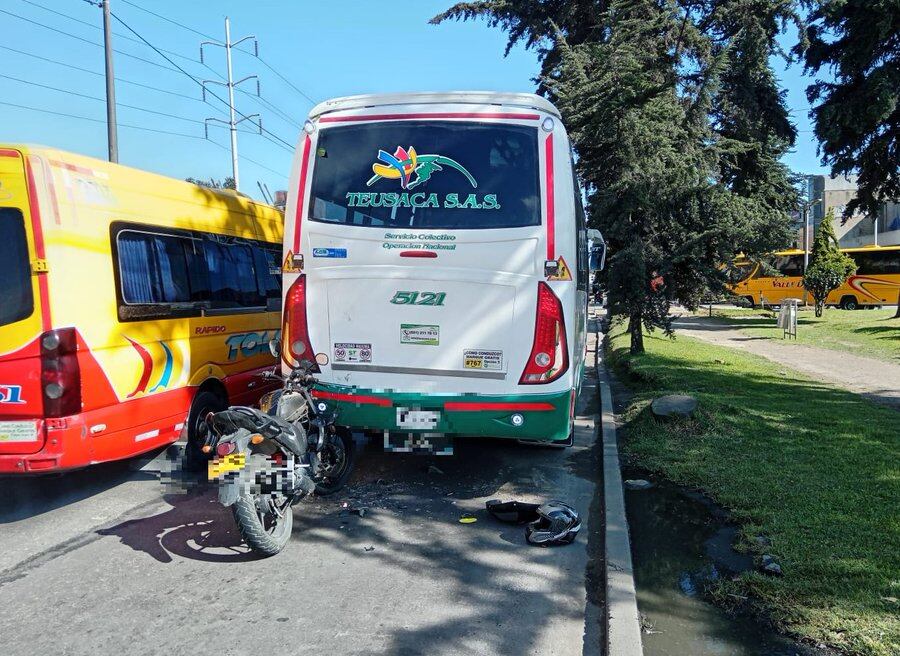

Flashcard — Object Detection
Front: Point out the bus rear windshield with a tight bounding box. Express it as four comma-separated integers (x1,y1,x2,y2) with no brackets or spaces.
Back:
0,208,34,327
308,121,540,230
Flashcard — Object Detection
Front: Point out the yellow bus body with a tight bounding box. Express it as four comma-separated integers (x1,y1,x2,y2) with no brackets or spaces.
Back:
0,145,284,472
729,246,900,309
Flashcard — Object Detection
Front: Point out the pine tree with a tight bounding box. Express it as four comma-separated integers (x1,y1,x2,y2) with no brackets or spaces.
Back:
434,0,799,352
802,209,857,317
801,0,900,218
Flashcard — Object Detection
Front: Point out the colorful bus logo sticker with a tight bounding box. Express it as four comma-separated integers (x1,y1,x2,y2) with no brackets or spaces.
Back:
0,385,26,404
368,146,477,190
400,324,440,346
312,248,347,259
463,349,503,371
334,343,372,363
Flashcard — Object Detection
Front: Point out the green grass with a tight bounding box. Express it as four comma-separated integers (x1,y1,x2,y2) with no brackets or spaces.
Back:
698,307,900,363
608,324,900,656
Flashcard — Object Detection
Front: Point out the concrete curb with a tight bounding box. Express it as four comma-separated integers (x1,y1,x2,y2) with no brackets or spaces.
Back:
597,337,644,655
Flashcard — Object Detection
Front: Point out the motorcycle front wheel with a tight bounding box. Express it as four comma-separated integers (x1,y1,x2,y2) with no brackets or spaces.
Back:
232,493,293,557
314,427,355,496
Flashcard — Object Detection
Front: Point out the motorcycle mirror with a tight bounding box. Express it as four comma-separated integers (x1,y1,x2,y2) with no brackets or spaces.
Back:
268,338,281,359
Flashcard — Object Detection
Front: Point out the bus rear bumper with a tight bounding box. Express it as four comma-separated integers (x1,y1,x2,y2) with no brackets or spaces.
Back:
315,385,574,443
0,409,186,474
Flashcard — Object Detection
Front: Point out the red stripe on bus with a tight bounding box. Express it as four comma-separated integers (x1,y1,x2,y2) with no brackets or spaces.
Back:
315,390,392,407
25,157,52,331
399,251,437,258
544,132,555,260
0,149,21,158
444,401,556,412
319,112,541,123
292,135,312,254
48,159,94,176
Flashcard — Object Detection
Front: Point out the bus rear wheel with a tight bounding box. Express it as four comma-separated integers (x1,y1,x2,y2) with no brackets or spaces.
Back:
743,295,756,309
182,389,227,473
840,296,859,311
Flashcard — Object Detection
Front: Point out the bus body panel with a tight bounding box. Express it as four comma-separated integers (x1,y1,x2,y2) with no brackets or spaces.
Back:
284,94,586,442
0,145,283,473
730,247,900,307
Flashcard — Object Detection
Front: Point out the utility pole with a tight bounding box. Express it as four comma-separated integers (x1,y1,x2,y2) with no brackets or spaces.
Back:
102,0,118,163
201,18,260,193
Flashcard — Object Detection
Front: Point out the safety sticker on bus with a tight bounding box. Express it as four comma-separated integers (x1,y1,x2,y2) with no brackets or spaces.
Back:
334,343,372,363
0,421,39,443
463,349,503,370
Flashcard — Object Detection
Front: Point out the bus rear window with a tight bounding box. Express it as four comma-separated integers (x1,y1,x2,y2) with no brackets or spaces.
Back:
0,208,34,327
308,121,540,230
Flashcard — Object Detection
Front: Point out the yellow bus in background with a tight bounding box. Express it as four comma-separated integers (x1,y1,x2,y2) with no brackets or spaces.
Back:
0,145,284,473
729,246,900,310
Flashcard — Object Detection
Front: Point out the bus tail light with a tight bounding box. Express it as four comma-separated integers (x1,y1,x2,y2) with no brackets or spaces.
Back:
282,274,319,371
41,328,82,417
519,282,568,385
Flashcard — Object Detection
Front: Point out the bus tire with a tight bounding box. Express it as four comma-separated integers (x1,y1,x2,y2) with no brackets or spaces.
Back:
744,295,756,309
182,389,227,473
840,296,859,311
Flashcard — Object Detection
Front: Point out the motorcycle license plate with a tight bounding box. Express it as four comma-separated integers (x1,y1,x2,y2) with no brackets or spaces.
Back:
207,453,246,480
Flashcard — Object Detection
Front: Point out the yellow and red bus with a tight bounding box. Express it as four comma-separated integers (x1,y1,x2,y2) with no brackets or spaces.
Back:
729,246,900,310
0,145,284,473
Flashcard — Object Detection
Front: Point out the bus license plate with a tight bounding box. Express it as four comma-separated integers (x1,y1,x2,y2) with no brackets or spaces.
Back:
396,408,440,430
207,453,246,480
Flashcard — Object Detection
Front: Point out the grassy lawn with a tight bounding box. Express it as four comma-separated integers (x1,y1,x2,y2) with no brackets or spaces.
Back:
697,307,899,363
608,324,900,656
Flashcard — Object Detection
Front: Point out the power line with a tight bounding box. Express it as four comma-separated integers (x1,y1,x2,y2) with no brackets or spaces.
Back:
237,87,302,128
0,44,203,103
206,136,289,180
109,10,295,151
0,99,206,140
0,7,187,74
20,0,205,66
0,72,211,126
119,0,217,41
254,55,318,106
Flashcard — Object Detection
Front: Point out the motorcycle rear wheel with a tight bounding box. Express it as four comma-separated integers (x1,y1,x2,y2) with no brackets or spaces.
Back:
232,494,293,557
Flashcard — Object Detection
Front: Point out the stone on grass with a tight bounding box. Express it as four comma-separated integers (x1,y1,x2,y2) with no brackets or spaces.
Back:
624,479,654,491
651,394,698,420
760,554,783,576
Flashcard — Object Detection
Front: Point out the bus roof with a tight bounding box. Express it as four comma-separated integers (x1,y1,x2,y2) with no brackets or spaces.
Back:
309,91,562,120
1,143,281,218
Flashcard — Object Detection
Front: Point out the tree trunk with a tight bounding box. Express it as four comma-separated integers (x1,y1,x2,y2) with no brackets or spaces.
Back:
629,310,645,354
815,299,824,318
894,289,900,318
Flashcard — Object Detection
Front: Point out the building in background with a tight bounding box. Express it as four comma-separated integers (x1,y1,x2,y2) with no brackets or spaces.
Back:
802,174,900,248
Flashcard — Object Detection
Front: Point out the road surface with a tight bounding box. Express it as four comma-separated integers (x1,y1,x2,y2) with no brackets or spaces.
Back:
0,332,604,656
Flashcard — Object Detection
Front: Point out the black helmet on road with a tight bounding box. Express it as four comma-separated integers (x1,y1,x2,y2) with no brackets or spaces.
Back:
525,501,581,546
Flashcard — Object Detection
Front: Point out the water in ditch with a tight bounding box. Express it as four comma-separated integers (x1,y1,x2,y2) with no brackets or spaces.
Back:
624,470,826,656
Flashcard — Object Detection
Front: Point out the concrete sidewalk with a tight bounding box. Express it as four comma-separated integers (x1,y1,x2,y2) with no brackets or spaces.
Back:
672,316,900,410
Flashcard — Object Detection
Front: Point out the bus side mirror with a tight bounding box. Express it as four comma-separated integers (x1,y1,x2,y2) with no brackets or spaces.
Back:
268,338,281,359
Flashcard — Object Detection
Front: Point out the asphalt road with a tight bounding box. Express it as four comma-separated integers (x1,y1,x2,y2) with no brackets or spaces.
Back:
0,330,604,656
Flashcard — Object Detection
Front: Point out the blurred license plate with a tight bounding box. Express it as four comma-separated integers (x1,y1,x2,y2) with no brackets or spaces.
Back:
396,408,440,430
207,453,246,480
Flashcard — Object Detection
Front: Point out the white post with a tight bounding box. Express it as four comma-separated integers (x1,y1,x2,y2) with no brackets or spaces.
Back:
224,17,239,191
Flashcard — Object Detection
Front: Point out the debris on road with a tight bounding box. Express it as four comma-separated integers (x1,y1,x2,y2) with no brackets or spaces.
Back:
458,514,477,524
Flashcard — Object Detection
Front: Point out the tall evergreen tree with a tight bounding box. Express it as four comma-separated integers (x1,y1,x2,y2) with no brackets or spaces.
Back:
802,209,856,317
434,0,799,352
801,0,900,218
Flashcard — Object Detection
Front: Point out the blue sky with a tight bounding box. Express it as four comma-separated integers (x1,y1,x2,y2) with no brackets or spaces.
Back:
0,0,827,201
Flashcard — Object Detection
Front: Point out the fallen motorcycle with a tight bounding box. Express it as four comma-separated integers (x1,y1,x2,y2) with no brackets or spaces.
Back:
201,354,354,556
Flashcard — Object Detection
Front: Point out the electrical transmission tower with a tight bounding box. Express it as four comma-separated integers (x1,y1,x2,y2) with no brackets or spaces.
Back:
201,17,261,192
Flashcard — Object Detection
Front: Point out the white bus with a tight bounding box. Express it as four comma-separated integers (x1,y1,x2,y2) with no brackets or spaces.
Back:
281,92,588,452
